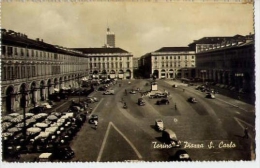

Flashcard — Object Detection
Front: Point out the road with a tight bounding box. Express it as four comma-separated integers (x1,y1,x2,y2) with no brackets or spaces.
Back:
66,79,255,162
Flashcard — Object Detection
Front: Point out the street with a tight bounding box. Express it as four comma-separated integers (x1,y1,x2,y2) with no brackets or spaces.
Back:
66,79,255,162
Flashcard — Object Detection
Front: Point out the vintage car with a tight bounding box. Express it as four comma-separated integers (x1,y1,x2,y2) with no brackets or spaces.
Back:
155,119,164,131
187,97,198,103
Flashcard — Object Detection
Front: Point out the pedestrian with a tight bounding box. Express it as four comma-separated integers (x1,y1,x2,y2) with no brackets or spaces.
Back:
94,120,98,130
183,89,185,92
174,103,177,110
243,127,249,139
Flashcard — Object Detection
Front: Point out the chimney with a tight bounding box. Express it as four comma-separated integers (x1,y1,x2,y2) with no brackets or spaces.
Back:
41,39,44,42
36,38,40,41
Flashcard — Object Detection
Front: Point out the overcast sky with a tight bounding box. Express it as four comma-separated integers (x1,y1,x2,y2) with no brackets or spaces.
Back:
1,2,254,57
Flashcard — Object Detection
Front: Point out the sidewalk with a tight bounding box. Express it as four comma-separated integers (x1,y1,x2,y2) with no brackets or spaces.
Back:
163,79,255,113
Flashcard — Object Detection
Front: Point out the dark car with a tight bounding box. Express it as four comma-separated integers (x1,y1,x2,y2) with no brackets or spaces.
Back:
54,147,75,160
156,99,170,105
138,98,145,106
89,114,98,124
187,97,197,103
171,150,192,161
29,106,45,114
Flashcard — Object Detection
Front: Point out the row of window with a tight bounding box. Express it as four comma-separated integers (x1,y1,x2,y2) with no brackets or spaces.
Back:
2,66,36,81
90,62,130,69
1,45,87,62
153,55,195,60
89,57,131,61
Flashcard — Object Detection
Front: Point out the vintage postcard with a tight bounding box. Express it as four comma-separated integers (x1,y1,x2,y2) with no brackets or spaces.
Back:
0,0,259,168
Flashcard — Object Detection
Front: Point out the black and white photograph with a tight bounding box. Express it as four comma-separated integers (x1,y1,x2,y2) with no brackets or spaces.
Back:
0,0,259,168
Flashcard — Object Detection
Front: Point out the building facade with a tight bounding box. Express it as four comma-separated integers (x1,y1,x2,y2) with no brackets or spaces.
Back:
106,27,115,48
139,47,196,79
1,29,89,115
189,34,255,93
73,48,133,79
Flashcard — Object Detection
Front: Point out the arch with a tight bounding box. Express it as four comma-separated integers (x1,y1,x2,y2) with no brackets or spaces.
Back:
54,78,58,89
125,69,131,79
30,81,37,106
153,70,159,79
169,69,174,79
40,80,45,101
118,69,124,79
47,79,52,96
5,85,15,113
19,83,28,108
161,69,166,79
109,70,116,79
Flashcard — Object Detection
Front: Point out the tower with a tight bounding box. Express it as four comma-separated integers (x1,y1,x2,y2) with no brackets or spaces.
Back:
106,27,115,48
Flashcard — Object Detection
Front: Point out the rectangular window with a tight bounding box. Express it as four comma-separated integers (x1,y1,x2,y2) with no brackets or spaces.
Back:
2,67,7,80
36,51,38,57
127,57,129,60
7,47,13,55
178,56,180,59
111,57,114,61
1,46,6,55
103,57,105,61
31,50,34,57
14,48,18,55
166,56,168,59
107,63,109,68
120,62,122,68
54,53,58,59
127,62,130,68
154,57,157,60
185,56,187,59
192,56,194,59
20,48,24,56
170,56,172,59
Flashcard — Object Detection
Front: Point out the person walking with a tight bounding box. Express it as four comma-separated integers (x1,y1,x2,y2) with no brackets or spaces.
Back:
94,120,98,130
243,127,249,139
174,103,177,110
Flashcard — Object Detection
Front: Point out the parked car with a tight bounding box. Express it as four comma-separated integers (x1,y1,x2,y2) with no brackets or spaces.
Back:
129,90,136,94
29,106,45,114
162,129,181,148
89,114,98,124
98,86,107,91
138,98,145,106
87,96,99,102
54,147,75,160
206,93,215,99
103,90,115,95
155,119,164,131
171,150,192,161
41,103,52,109
187,97,197,103
156,99,170,105
172,84,178,88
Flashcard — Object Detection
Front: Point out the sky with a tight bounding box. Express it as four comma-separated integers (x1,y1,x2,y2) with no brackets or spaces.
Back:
1,2,254,57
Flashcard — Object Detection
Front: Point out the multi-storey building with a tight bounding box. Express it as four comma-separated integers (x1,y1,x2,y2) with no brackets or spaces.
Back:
188,34,255,93
1,29,89,115
72,47,133,79
106,27,115,48
139,47,196,79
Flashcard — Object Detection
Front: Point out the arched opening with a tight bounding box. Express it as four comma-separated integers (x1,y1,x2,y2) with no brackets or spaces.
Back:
100,70,107,79
161,69,166,79
118,69,124,79
5,86,15,113
125,69,131,79
109,70,116,79
47,79,52,96
153,70,159,79
40,80,45,101
19,83,28,108
30,82,37,107
93,70,99,79
169,69,174,79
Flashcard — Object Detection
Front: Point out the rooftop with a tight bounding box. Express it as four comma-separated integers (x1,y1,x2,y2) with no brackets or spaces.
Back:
72,47,130,54
154,47,194,52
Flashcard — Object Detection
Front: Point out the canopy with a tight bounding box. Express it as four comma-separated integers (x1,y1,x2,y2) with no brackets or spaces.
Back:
35,132,50,139
16,122,29,128
10,117,23,123
47,115,58,121
9,113,20,117
45,126,58,133
2,115,13,122
1,122,13,131
7,127,22,133
35,123,48,128
27,127,41,134
25,113,35,117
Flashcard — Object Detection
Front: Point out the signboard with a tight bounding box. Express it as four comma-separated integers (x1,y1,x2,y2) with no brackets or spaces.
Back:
151,82,158,91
